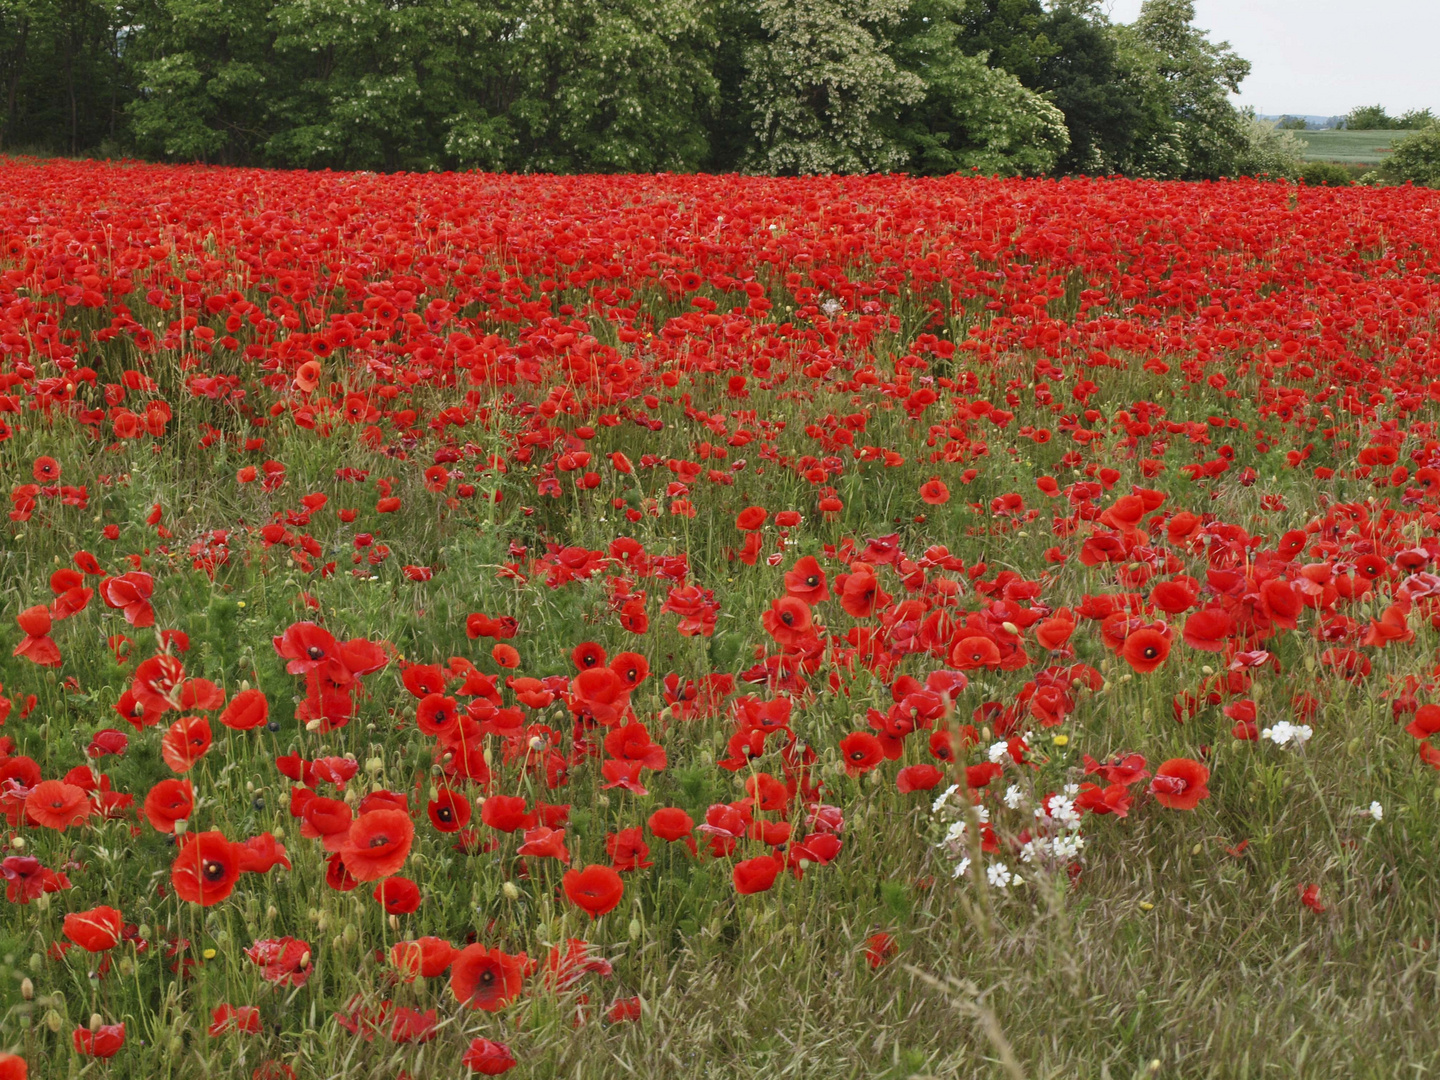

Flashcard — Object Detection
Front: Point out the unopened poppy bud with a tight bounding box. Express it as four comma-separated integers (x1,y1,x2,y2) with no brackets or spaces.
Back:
342,923,357,946
273,827,284,841
43,1009,62,1033
118,958,133,977
29,953,41,973
366,757,384,774
597,794,610,808
305,718,324,731
1191,843,1202,856
502,882,520,901
388,914,399,931
19,978,33,1000
300,951,311,968
10,836,23,850
266,906,278,922
628,918,641,941
1002,621,1020,636
482,746,494,766
89,1013,103,1032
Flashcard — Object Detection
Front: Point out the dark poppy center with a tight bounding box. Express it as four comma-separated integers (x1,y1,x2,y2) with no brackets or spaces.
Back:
806,576,818,587
307,645,324,660
1143,646,1159,659
202,860,226,881
369,834,391,849
479,968,495,986
437,806,453,822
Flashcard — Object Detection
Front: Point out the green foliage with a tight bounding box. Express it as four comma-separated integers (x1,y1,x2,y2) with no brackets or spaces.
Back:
1276,115,1310,131
888,0,1068,176
1233,111,1305,179
739,0,923,174
1366,124,1440,188
1344,104,1394,130
2,0,1298,181
1299,160,1359,186
1113,0,1252,180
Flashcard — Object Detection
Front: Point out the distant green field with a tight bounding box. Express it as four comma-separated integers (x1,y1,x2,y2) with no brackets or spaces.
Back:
1295,129,1420,163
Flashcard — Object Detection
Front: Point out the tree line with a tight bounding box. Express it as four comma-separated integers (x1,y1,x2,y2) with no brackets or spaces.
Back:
0,0,1314,178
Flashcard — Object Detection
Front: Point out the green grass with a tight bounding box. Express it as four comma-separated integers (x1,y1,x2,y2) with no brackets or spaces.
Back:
1294,130,1421,164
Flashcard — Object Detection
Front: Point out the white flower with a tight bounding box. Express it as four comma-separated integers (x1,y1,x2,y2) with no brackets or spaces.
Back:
1004,784,1024,809
1019,839,1041,863
1261,720,1313,748
1062,782,1080,797
973,803,990,825
952,856,971,879
941,820,967,845
1367,801,1383,822
988,740,1010,763
1048,796,1081,830
987,862,1014,888
1052,834,1085,860
931,783,959,814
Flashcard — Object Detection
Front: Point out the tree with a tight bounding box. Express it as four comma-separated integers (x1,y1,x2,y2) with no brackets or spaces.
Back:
1397,108,1437,130
1367,126,1440,187
739,0,924,174
1232,111,1304,179
1113,0,1252,179
1276,115,1309,130
1343,104,1393,130
889,0,1068,176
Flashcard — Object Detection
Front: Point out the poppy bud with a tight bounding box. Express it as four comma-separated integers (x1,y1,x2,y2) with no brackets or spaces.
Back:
90,1013,103,1033
628,918,642,940
502,882,520,901
10,836,23,850
44,1009,62,1033
20,978,33,1000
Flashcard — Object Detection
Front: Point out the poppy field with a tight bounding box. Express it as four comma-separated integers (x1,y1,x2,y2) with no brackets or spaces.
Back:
1,158,1440,1079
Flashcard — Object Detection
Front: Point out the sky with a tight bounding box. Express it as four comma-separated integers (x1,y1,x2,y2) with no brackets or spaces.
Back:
1102,0,1439,117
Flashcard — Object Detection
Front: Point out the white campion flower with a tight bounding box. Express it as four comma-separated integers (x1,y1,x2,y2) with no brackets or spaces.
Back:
931,783,959,814
952,856,971,879
1004,784,1024,809
988,740,1010,764
1366,801,1383,822
1053,834,1085,860
987,862,1014,888
1261,720,1313,747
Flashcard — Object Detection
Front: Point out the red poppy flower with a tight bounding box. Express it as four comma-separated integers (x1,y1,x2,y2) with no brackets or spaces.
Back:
919,478,950,505
374,876,421,914
219,688,269,731
784,555,830,603
571,641,607,670
733,854,783,894
142,778,194,833
160,715,212,772
73,1023,125,1058
208,1004,263,1036
62,905,123,952
865,932,898,969
896,764,944,793
31,456,60,483
24,781,90,830
1148,758,1211,811
341,809,415,882
0,1053,25,1080
245,936,313,986
427,786,471,832
461,1038,516,1075
491,643,520,668
562,864,624,918
481,795,534,833
735,506,767,531
172,830,242,905
450,944,527,1011
1122,627,1171,673
99,571,155,627
1182,609,1234,652
839,732,884,777
647,807,695,843
391,936,456,981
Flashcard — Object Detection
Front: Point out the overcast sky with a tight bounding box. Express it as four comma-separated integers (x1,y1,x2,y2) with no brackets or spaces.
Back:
1102,0,1439,116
